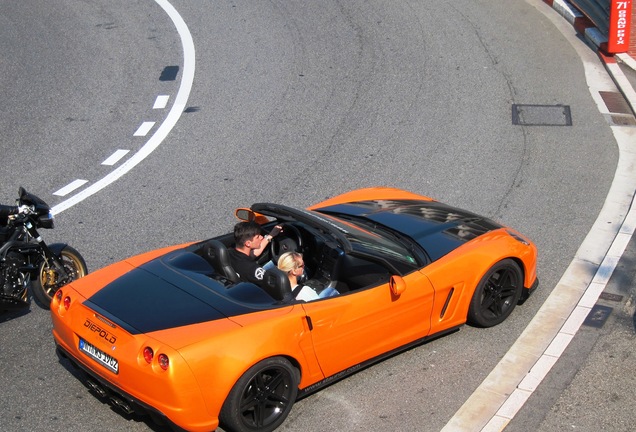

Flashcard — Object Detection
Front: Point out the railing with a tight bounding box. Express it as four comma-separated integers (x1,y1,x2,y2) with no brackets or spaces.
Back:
569,0,611,33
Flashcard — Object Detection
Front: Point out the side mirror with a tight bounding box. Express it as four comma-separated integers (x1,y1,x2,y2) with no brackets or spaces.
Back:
389,275,406,296
235,208,272,225
235,208,255,222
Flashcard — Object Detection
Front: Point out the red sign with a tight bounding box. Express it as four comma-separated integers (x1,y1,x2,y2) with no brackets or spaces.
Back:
608,0,632,53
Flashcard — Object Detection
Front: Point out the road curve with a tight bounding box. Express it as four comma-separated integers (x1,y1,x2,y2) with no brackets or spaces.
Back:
0,1,624,432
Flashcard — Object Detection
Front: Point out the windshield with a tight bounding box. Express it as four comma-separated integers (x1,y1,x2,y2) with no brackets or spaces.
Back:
315,212,420,268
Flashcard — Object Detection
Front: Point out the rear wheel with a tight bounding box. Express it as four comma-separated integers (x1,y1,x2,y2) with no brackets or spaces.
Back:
32,245,88,308
468,259,523,327
220,357,299,432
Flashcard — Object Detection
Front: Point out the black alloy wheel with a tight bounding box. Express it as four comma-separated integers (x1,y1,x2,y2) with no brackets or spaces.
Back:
220,357,299,432
468,259,523,328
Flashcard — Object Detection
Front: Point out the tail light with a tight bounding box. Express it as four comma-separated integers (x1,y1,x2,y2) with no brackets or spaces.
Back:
143,347,154,364
158,354,169,370
142,347,169,370
63,296,71,310
55,290,63,303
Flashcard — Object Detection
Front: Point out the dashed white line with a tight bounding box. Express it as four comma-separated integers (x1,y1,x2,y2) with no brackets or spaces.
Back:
51,0,195,215
101,149,130,166
153,95,170,109
133,121,156,137
53,179,89,197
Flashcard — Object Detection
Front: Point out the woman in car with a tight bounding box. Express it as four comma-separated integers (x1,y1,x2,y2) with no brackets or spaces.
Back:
277,251,338,301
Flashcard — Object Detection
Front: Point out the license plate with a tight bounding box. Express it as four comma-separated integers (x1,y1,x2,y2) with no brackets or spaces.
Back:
79,338,119,374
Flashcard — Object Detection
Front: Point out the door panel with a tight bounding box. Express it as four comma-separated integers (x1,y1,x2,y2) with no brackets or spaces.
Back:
301,271,434,377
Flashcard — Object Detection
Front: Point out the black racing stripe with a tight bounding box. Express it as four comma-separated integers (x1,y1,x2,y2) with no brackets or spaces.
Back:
317,200,501,261
86,249,280,334
87,267,227,334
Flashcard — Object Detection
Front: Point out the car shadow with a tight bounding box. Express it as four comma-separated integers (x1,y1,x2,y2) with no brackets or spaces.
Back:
0,306,31,322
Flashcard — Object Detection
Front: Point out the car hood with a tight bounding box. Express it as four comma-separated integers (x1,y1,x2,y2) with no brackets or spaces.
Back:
315,199,502,261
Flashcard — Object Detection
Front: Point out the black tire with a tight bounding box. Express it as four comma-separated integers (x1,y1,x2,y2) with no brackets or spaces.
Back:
467,259,523,328
220,357,299,432
32,245,88,309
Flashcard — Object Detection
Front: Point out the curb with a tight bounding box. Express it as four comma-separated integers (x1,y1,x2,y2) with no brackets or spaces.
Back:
617,52,636,70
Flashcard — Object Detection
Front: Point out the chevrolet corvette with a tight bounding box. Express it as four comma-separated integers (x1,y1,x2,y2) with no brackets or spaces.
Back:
51,187,538,432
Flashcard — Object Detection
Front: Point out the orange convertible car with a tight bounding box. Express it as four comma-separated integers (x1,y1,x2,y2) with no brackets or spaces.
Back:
51,187,537,432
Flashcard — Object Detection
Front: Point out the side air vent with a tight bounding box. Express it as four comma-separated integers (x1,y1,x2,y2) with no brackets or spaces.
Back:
440,288,455,319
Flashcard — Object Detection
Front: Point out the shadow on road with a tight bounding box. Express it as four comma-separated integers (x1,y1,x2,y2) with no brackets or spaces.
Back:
0,306,30,323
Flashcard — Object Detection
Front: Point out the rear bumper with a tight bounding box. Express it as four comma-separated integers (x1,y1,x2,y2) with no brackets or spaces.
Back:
518,277,539,305
55,343,185,431
51,294,220,432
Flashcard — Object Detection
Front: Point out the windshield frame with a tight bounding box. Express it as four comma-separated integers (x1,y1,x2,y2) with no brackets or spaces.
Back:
314,210,427,270
250,203,423,275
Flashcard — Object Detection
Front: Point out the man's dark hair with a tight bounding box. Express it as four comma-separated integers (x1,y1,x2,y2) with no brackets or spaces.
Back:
234,221,262,247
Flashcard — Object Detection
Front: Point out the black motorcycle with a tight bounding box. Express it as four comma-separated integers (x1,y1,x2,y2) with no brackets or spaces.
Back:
0,187,88,310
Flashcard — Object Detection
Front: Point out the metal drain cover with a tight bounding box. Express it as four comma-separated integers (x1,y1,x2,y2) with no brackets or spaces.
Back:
512,104,572,126
583,304,613,328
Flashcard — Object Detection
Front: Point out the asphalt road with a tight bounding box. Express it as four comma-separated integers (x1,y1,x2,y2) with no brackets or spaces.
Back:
0,1,627,431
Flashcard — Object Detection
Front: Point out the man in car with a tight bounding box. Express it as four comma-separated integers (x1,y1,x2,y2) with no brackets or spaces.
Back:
228,221,282,284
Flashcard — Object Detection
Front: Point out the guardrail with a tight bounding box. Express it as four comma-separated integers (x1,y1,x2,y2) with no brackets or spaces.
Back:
570,0,611,33
568,0,632,53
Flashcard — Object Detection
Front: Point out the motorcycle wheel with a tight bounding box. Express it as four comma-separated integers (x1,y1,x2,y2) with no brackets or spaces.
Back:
32,245,88,309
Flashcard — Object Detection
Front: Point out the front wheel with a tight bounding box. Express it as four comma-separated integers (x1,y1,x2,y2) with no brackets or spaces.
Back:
467,259,523,328
220,357,299,432
32,245,88,308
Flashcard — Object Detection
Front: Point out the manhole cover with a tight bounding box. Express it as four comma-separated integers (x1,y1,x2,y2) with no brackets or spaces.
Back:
583,304,613,328
512,104,572,126
599,91,632,114
599,292,623,302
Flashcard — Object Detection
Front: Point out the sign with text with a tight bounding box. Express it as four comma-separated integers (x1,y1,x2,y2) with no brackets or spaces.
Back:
608,0,632,53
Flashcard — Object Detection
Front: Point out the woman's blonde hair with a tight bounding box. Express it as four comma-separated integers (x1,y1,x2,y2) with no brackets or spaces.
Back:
277,251,302,273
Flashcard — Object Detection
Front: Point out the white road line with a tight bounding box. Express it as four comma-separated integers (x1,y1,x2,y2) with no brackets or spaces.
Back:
153,95,170,109
443,1,636,430
133,121,156,136
51,0,195,215
101,149,130,166
53,179,89,197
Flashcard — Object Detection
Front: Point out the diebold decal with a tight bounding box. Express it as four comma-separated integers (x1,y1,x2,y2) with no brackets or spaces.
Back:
84,318,117,344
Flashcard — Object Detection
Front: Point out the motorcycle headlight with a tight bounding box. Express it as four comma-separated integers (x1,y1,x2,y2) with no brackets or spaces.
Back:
38,211,55,229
